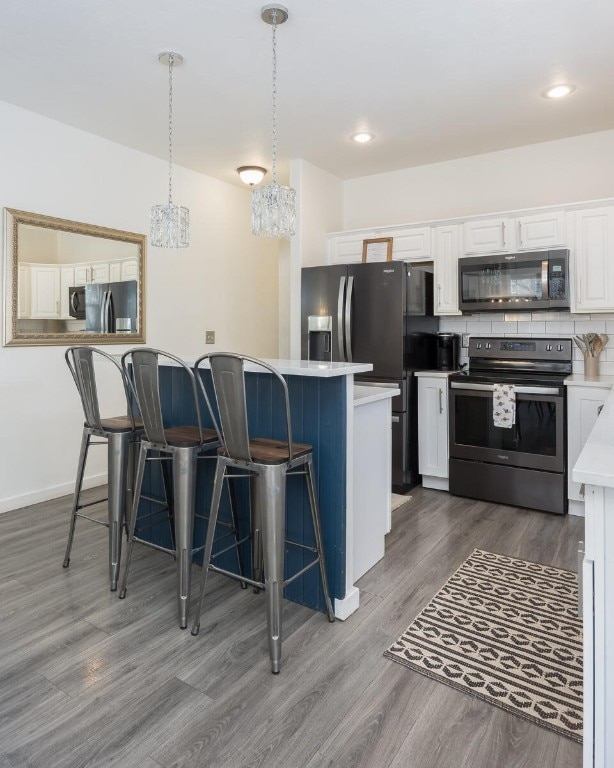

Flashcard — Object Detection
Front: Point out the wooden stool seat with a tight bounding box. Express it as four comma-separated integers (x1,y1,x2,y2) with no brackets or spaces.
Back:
220,437,312,465
164,426,219,448
98,416,144,432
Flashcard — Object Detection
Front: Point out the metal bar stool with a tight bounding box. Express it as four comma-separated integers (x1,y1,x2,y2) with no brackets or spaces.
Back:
191,353,335,674
119,348,243,628
63,346,142,591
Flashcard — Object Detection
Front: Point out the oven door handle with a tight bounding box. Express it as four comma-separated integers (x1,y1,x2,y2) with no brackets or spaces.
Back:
450,382,560,395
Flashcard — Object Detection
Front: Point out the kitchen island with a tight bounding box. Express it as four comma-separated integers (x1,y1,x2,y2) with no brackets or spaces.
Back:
573,382,614,768
135,357,397,620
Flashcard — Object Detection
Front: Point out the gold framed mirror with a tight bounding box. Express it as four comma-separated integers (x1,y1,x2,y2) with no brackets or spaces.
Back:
3,208,146,347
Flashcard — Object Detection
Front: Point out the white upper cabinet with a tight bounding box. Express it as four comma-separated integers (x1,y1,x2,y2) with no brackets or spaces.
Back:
60,266,75,319
515,211,566,250
109,262,122,282
385,226,431,261
433,224,461,315
121,259,138,281
91,262,110,284
463,217,510,254
572,206,614,313
30,266,60,318
328,232,375,263
74,265,90,285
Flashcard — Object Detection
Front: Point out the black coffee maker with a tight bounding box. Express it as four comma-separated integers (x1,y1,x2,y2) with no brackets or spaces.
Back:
437,332,460,371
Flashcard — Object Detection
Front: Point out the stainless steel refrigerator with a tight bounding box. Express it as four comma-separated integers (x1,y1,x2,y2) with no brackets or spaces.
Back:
301,261,438,490
85,280,137,333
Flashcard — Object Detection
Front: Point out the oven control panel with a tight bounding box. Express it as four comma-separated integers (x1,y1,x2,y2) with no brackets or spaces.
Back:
469,337,572,362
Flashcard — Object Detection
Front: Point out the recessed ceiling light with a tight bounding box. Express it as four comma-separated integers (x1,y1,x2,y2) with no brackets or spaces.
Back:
350,132,375,144
542,84,576,99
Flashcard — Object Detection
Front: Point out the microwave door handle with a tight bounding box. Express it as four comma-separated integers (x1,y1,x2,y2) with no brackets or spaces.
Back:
337,276,346,361
71,291,79,313
345,275,354,362
541,259,549,300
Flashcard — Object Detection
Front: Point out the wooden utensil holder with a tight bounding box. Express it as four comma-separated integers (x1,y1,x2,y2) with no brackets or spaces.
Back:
584,355,599,381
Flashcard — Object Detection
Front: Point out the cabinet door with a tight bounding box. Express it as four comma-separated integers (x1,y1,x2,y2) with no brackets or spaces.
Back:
109,262,122,282
573,207,614,313
567,386,610,501
91,262,110,284
74,265,90,285
385,226,431,261
328,233,374,264
418,377,449,478
30,266,60,318
18,265,31,318
60,266,75,318
463,217,510,254
433,224,461,315
121,259,138,281
515,211,566,250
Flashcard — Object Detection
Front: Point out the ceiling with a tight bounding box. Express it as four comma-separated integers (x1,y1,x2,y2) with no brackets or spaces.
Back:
2,0,614,188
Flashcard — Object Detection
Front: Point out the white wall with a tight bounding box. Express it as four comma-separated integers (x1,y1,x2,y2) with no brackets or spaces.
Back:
343,130,614,230
0,100,279,513
285,159,343,357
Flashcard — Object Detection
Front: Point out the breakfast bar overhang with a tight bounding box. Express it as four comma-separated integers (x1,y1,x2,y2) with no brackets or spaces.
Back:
134,358,398,620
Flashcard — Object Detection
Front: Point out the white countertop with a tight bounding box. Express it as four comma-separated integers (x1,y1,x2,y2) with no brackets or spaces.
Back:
574,385,614,488
415,370,456,378
565,374,614,388
155,356,373,378
353,384,401,406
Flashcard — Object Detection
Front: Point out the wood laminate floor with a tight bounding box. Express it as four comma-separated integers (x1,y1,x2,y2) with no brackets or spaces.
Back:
0,486,584,768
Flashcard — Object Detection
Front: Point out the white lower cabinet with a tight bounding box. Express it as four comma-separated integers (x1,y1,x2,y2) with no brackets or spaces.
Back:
417,374,449,490
567,382,613,512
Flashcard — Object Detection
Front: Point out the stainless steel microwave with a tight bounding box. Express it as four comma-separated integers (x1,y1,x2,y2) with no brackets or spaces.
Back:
458,249,570,312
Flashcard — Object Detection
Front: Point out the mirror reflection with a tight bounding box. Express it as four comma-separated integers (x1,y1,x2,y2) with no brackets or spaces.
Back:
3,209,146,346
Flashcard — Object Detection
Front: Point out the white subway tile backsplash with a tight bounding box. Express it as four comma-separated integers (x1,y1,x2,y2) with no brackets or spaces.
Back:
492,321,516,334
545,321,575,335
504,313,531,322
479,313,504,322
598,361,614,376
465,321,483,334
516,322,546,334
438,319,467,332
534,311,561,321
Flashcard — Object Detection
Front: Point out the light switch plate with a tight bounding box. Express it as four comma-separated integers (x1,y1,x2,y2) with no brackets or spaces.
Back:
462,333,470,348
206,330,215,344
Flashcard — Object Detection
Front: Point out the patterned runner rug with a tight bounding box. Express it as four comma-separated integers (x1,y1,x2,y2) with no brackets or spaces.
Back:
384,549,583,742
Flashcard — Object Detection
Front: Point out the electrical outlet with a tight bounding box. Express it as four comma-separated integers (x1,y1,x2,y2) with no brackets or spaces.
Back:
205,330,215,345
461,333,470,348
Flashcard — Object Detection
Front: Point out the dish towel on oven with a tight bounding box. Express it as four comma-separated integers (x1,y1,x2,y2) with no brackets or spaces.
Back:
493,383,516,428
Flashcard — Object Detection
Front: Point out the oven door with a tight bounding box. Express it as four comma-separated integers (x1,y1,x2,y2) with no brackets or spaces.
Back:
449,381,565,472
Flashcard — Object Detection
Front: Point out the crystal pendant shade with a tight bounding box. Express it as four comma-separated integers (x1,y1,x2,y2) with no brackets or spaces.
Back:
251,183,296,238
150,203,190,248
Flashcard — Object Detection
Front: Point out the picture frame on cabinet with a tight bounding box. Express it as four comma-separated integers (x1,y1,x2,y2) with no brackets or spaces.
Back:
362,237,393,263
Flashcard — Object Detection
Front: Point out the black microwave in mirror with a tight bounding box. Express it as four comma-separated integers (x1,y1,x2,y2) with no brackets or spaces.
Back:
68,286,86,319
458,249,570,312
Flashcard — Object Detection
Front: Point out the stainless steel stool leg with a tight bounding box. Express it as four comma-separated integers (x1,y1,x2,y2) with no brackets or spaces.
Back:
305,458,335,623
260,464,287,674
226,472,247,588
191,459,226,636
125,437,138,538
63,429,90,568
173,447,197,629
250,474,263,592
107,431,130,591
119,442,147,600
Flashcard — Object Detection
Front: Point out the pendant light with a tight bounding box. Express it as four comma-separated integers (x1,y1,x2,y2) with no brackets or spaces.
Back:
251,4,296,238
150,52,190,248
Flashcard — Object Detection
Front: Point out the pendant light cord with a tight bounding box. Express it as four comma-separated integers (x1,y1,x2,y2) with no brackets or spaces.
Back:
271,8,278,185
168,53,174,205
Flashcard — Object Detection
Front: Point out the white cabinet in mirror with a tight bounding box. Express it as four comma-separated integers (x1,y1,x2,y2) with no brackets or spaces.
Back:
3,209,146,346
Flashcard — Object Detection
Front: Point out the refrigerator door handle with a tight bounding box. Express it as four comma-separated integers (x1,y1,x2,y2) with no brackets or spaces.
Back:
100,291,107,333
337,276,346,361
345,275,354,362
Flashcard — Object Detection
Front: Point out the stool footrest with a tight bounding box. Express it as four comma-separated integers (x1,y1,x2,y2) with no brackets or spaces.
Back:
283,557,320,587
208,563,261,590
75,511,109,527
76,497,108,510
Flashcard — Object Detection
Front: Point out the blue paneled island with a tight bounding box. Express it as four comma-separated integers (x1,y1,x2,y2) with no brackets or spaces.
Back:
134,358,398,619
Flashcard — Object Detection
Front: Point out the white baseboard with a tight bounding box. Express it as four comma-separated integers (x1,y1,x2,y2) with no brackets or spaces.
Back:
334,586,360,620
422,476,449,491
0,473,108,515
